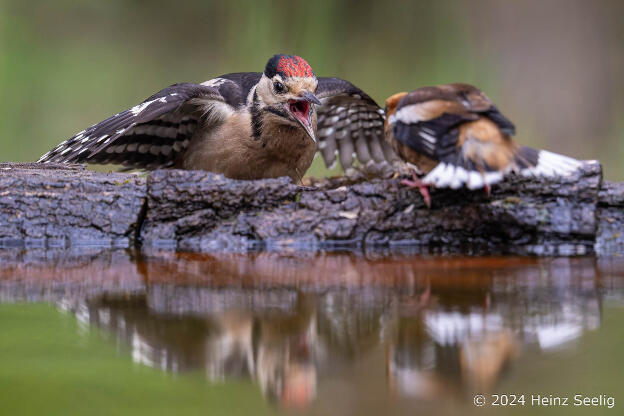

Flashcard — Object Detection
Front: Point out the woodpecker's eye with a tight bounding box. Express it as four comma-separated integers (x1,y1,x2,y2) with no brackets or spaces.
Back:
273,81,286,94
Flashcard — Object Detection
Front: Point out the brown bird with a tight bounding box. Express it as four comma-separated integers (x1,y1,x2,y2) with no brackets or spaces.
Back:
38,54,395,183
384,83,583,206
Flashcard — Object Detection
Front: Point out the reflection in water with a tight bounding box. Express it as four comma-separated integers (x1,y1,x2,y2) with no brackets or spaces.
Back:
1,249,624,408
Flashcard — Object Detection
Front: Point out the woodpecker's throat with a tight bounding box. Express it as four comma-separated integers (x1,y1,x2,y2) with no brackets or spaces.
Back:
288,99,310,125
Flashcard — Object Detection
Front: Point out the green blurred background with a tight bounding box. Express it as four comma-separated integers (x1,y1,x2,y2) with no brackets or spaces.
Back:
1,0,623,179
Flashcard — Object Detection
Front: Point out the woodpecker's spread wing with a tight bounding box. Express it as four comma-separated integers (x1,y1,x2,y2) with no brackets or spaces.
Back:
315,77,398,171
38,78,242,169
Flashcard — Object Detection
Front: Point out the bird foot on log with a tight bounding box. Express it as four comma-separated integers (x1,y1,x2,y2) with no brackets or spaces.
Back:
400,173,432,208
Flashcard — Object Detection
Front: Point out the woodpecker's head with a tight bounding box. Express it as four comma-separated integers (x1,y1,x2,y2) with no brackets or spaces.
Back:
256,54,320,142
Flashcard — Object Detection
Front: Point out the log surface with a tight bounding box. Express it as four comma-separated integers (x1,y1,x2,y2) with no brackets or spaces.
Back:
0,161,620,256
0,163,145,248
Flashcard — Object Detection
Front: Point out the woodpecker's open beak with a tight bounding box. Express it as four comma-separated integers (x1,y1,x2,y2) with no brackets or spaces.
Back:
286,92,321,143
300,91,321,106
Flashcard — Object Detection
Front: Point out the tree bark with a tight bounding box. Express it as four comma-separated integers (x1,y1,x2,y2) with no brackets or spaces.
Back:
0,161,619,256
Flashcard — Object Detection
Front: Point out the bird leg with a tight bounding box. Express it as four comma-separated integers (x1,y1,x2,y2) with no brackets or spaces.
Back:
400,172,432,208
484,183,491,198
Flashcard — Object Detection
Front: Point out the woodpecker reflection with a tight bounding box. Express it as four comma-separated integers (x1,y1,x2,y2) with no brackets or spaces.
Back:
29,254,612,408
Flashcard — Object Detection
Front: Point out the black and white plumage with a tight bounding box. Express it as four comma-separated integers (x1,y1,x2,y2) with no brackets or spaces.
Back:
38,82,222,169
315,77,398,170
384,84,585,197
38,55,397,182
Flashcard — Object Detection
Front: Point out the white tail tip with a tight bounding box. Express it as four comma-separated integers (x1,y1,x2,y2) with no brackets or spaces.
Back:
520,150,583,178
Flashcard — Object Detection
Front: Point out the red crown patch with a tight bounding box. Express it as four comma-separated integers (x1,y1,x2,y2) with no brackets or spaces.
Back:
276,55,314,78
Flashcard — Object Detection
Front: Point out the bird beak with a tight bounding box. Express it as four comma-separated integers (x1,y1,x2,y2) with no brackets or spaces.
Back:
286,92,321,143
300,91,321,106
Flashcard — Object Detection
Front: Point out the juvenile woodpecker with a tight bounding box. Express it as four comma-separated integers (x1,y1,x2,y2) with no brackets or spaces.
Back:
384,83,584,207
38,54,395,183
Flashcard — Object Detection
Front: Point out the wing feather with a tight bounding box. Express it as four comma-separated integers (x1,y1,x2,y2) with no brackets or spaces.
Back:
38,80,240,170
316,77,398,171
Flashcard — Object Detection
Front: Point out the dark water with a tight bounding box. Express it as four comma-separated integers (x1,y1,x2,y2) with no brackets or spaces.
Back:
1,249,623,415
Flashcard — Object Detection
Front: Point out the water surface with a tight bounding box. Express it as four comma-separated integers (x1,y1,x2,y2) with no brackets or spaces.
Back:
1,249,623,415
